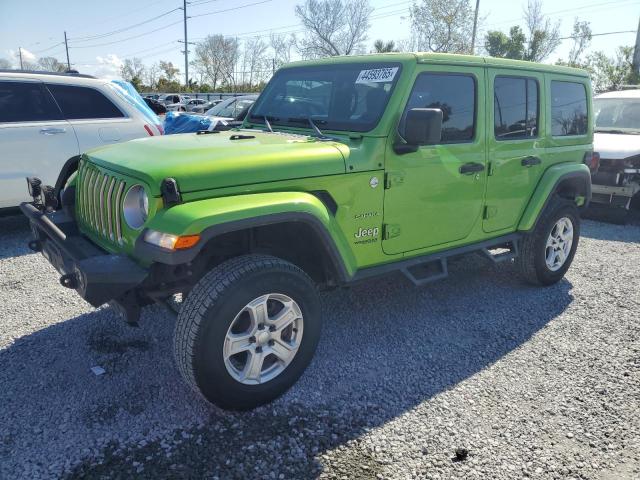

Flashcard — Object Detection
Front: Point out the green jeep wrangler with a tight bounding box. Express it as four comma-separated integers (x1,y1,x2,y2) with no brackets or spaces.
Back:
22,53,593,410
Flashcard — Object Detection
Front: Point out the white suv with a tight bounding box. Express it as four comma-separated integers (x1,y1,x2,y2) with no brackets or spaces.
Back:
0,71,163,208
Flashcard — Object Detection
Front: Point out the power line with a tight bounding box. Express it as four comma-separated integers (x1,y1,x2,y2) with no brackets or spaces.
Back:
69,8,180,42
69,19,183,48
189,0,274,19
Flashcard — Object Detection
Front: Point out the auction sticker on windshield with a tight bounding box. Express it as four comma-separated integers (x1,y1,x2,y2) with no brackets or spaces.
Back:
355,67,399,83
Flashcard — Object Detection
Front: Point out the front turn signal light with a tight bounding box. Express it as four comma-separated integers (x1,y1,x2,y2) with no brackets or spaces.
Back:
144,230,200,250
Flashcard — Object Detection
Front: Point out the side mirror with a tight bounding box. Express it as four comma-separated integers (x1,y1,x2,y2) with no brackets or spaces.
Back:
396,108,443,153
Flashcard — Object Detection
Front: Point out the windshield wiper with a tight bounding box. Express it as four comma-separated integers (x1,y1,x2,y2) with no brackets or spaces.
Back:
263,115,273,133
286,116,333,140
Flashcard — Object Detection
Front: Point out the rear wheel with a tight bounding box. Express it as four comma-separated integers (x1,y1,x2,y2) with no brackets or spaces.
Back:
517,196,580,286
174,255,321,410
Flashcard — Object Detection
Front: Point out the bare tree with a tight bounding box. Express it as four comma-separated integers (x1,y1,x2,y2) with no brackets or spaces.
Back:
121,58,146,82
145,63,160,90
409,0,475,53
241,37,269,86
295,0,372,58
568,18,592,67
159,60,180,82
523,0,560,62
37,57,66,72
270,33,296,69
193,35,240,89
0,58,11,69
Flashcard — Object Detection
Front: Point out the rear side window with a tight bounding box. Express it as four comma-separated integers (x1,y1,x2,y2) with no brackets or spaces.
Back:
46,84,124,120
551,81,588,136
494,76,538,139
0,81,62,123
402,73,476,143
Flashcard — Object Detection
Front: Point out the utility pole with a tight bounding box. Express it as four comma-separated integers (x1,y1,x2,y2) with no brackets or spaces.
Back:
183,0,189,89
633,16,640,80
18,47,23,69
64,31,71,71
470,0,480,55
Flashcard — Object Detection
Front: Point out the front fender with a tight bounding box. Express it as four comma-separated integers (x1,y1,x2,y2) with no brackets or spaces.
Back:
518,162,591,231
138,191,355,279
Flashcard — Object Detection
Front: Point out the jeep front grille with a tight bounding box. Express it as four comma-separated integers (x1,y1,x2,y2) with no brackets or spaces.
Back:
76,161,127,244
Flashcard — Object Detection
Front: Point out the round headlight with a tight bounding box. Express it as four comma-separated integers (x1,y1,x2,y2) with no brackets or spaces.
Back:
123,185,149,229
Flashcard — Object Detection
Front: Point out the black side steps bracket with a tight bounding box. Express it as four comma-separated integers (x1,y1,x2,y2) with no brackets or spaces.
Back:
401,258,448,286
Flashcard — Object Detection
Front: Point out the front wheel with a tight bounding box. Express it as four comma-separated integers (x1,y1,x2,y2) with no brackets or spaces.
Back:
174,255,321,410
517,196,581,286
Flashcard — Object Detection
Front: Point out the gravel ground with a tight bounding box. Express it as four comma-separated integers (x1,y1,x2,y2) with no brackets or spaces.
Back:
0,212,638,480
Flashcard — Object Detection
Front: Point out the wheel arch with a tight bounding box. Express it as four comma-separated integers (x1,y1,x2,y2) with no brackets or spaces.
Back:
54,155,81,198
518,163,591,232
135,192,355,286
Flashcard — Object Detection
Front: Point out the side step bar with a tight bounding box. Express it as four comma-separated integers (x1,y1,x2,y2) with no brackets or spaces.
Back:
351,233,523,287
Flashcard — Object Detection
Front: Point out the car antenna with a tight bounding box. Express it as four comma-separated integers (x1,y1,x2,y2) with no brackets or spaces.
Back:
264,115,274,133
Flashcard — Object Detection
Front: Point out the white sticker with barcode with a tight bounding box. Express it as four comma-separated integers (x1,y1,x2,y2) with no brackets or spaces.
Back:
355,67,398,84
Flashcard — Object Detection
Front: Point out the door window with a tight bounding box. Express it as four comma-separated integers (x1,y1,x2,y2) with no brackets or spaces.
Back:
47,84,124,120
401,73,476,143
494,77,538,139
551,81,588,136
0,81,62,123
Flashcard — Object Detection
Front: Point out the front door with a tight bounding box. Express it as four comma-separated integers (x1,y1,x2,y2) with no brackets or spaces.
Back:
483,70,546,232
382,66,487,255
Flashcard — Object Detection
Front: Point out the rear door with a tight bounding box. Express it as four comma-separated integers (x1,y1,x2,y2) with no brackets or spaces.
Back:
45,83,139,151
382,66,487,254
0,80,78,207
483,69,546,232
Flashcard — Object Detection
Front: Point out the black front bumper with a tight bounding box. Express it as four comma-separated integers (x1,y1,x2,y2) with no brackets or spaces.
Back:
20,203,148,307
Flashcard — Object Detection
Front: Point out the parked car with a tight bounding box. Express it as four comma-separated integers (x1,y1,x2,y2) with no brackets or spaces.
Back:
144,96,167,115
21,54,593,411
0,70,162,208
204,94,258,123
590,88,640,219
161,94,190,106
167,98,210,112
190,99,223,114
145,94,160,101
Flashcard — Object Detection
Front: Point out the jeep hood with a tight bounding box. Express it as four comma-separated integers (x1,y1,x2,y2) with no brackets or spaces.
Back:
84,130,348,195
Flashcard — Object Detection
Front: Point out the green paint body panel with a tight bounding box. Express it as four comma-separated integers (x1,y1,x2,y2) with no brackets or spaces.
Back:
74,53,592,280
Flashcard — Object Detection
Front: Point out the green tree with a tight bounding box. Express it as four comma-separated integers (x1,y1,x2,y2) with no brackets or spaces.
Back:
373,39,398,53
484,26,526,59
584,46,636,93
408,0,475,53
483,0,560,62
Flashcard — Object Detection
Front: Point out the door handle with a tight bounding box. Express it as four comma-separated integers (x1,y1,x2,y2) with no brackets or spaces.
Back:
40,127,66,135
521,156,541,167
459,162,485,175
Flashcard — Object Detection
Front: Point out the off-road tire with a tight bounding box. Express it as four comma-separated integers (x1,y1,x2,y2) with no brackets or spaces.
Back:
517,196,580,286
174,255,321,410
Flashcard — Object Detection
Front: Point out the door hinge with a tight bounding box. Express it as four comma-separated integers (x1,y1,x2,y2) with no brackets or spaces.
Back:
383,223,401,239
384,172,405,189
483,205,498,219
487,162,494,176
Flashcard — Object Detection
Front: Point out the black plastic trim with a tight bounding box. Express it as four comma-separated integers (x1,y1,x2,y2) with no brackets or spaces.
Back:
525,169,592,232
134,212,350,282
54,155,81,198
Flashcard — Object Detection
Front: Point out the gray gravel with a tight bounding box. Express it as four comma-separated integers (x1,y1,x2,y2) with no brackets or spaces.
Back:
0,212,639,479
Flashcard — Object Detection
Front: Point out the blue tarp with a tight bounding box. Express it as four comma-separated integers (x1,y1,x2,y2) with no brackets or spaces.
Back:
163,112,213,135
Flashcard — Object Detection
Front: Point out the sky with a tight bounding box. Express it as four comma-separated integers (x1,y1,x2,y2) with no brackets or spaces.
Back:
1,0,638,82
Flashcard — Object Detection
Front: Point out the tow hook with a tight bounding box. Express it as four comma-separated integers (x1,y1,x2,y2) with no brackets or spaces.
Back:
59,273,78,289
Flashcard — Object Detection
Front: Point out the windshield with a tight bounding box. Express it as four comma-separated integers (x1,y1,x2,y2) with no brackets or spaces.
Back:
594,97,640,133
205,96,236,117
249,63,402,132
